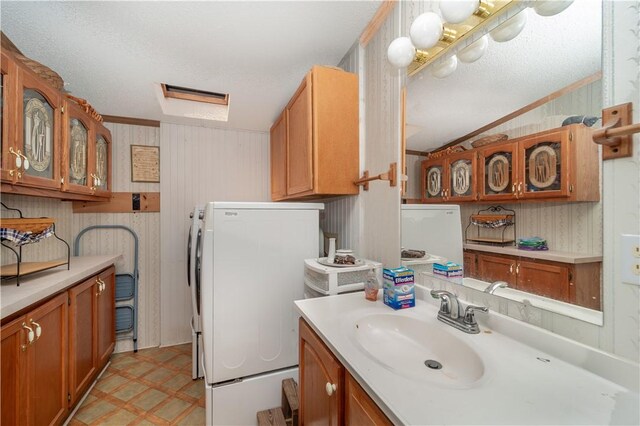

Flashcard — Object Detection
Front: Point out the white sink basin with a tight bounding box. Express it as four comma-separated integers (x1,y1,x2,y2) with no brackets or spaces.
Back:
352,313,485,388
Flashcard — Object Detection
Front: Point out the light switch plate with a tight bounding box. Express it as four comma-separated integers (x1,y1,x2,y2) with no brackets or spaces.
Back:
620,234,640,286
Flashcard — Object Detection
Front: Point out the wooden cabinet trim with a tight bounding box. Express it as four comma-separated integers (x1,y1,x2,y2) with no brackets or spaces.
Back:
345,372,392,426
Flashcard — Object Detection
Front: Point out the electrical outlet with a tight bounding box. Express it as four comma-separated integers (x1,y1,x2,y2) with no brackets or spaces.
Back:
621,234,640,285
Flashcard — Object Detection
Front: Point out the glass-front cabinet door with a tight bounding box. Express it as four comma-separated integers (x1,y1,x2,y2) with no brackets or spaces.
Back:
421,158,446,202
0,52,16,183
16,68,61,189
62,100,94,194
446,151,477,202
518,129,570,199
478,142,518,201
92,122,111,197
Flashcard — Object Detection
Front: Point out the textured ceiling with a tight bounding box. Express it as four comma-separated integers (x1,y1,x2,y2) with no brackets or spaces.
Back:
1,1,381,131
406,1,602,152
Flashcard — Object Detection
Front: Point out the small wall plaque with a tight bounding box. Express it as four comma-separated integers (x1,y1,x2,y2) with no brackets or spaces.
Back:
131,145,160,182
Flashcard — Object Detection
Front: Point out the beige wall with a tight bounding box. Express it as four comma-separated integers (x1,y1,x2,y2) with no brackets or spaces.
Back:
159,123,270,346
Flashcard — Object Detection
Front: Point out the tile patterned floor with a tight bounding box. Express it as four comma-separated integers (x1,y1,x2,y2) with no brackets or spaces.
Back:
70,344,205,426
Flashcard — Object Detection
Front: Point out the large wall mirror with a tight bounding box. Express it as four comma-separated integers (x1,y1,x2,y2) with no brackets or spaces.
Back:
401,1,604,325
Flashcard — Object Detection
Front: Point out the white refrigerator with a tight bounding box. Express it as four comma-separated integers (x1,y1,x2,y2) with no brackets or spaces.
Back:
199,202,323,425
401,204,464,265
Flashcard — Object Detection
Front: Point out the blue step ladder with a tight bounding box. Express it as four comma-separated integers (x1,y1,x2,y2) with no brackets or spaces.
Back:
74,225,140,352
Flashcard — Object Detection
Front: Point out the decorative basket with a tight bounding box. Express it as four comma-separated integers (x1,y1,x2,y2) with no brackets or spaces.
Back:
470,133,509,148
2,33,65,91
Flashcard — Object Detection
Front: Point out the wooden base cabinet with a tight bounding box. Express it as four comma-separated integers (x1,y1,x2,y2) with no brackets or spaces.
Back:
299,318,392,426
465,250,601,310
0,293,68,426
1,266,115,426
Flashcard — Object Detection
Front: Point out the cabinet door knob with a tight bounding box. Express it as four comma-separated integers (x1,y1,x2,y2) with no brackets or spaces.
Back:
22,323,35,349
325,382,337,396
516,264,520,274
30,320,42,341
518,182,523,196
509,264,514,274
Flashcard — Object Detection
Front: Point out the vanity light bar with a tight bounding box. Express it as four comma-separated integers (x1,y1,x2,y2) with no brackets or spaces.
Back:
408,0,518,77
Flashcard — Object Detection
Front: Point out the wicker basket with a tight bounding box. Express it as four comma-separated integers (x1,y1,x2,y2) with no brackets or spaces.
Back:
0,218,54,234
470,133,509,148
2,33,65,91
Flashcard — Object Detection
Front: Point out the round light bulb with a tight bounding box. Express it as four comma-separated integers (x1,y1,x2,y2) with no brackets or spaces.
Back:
490,9,527,42
387,37,416,68
410,12,444,49
532,0,574,17
431,55,458,79
439,0,479,24
457,35,488,63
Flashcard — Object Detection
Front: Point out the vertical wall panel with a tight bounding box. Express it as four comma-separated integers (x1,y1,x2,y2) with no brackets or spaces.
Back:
160,123,270,346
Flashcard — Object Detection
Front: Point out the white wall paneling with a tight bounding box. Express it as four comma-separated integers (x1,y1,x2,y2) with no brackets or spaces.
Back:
1,123,161,353
404,154,423,200
359,2,403,267
159,123,270,346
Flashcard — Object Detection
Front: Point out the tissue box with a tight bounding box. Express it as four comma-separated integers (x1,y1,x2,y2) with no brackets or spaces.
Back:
433,269,463,278
383,267,415,310
433,262,462,272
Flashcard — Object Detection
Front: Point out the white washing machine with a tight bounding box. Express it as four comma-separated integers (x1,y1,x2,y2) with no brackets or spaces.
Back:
187,205,205,379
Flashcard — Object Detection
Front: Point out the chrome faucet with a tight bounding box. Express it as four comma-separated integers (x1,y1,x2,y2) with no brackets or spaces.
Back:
484,281,508,294
430,290,488,334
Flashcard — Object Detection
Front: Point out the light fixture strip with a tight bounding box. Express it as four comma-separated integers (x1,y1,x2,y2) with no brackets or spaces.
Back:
408,0,522,77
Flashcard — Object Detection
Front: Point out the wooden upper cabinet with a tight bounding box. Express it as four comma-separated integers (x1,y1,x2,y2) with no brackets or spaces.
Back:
478,141,518,201
518,129,570,200
15,66,62,190
422,124,599,204
272,65,359,201
421,157,447,202
299,318,343,426
1,52,17,183
270,111,287,200
92,122,112,197
286,76,313,196
62,99,94,195
447,150,477,202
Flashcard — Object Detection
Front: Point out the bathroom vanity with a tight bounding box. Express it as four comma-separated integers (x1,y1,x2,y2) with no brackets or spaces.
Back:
295,290,639,425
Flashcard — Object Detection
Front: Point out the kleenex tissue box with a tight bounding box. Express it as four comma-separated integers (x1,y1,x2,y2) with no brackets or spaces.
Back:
383,267,415,310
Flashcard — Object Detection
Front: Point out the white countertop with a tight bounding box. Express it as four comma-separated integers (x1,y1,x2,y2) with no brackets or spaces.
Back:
295,292,639,425
464,243,602,264
1,255,121,319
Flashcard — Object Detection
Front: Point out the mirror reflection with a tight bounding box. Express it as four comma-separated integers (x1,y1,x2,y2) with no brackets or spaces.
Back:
401,1,604,323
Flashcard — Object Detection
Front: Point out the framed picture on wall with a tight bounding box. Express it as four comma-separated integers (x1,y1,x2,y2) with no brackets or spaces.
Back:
131,145,160,182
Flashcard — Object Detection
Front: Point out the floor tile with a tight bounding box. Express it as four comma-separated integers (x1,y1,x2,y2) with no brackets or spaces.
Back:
74,400,117,424
177,406,206,425
153,398,192,422
112,381,149,402
179,379,205,399
125,361,155,377
71,344,203,426
162,373,193,392
95,374,128,393
144,367,174,384
100,408,138,425
132,388,170,411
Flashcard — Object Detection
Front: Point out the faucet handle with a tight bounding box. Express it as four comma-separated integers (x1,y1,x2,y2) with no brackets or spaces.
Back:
430,290,455,315
463,305,489,325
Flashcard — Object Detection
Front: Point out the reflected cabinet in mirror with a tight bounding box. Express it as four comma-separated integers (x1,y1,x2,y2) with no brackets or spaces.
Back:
402,1,604,323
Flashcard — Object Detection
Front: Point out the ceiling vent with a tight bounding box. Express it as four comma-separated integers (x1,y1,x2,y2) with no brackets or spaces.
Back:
155,83,230,122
